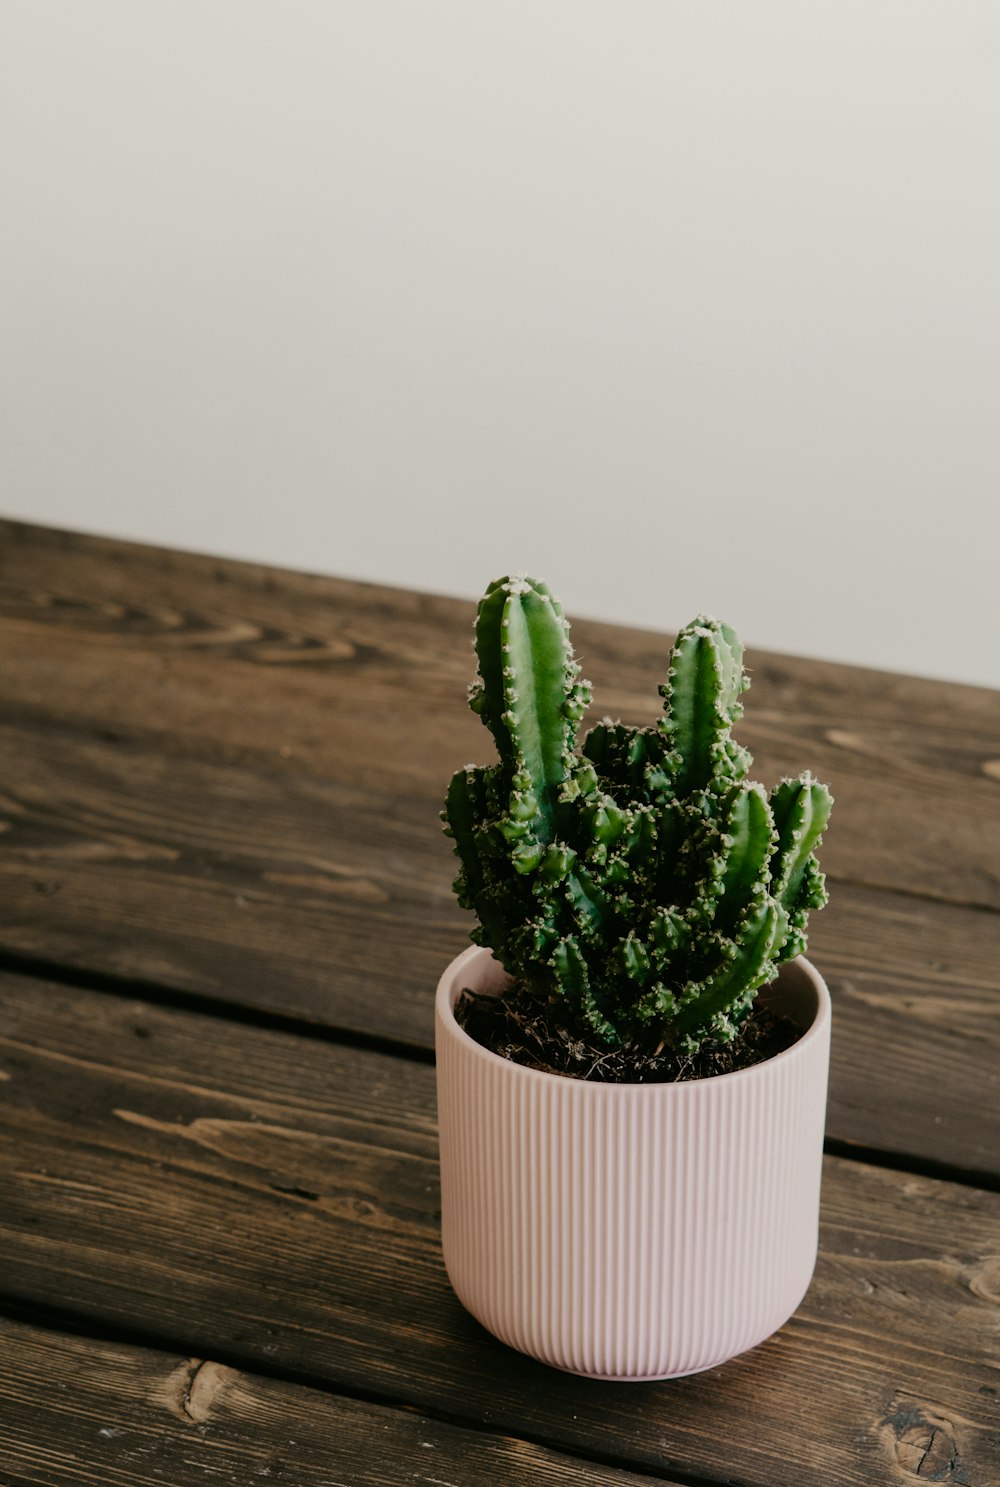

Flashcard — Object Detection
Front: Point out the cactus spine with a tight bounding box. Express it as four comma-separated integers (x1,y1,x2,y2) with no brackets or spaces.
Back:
444,577,832,1058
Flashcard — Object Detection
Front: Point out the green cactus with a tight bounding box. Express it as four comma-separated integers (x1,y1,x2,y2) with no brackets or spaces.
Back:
443,576,833,1057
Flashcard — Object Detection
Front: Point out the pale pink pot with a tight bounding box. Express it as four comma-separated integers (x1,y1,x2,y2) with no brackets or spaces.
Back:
435,945,831,1381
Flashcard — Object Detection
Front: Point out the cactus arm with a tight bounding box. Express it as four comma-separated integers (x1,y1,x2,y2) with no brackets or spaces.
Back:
775,855,828,963
620,930,652,986
716,621,749,718
581,795,629,856
659,618,750,791
470,578,512,751
442,764,523,953
502,583,575,833
472,576,586,843
580,719,620,775
769,775,834,910
443,766,485,907
552,935,619,1044
670,899,785,1050
650,905,690,956
564,867,607,937
797,853,828,911
583,721,660,795
660,623,724,790
714,784,776,934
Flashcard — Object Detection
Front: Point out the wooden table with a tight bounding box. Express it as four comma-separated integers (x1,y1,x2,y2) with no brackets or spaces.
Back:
1,519,998,1486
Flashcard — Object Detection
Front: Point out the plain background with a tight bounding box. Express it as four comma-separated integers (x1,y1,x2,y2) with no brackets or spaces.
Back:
3,2,998,687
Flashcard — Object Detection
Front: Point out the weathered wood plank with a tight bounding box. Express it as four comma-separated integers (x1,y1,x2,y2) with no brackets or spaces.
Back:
819,888,1000,1176
0,978,997,1487
0,717,997,1176
0,1316,683,1487
0,718,459,1045
2,519,998,910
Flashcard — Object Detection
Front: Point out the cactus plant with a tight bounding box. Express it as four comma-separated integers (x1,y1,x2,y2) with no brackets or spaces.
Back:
443,575,833,1060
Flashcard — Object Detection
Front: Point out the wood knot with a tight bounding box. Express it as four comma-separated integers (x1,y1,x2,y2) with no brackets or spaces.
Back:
158,1357,234,1425
881,1398,965,1482
968,1255,1000,1305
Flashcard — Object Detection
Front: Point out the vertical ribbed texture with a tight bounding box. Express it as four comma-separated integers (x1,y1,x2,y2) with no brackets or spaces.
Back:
436,947,831,1381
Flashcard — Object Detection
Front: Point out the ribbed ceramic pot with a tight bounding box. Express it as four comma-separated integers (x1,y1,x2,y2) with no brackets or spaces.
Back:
435,944,831,1380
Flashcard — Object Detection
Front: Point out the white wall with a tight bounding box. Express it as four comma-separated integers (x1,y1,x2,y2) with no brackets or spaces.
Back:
3,2,999,687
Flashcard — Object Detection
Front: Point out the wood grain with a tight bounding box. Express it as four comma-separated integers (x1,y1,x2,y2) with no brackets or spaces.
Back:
1,976,997,1487
813,884,1000,1175
2,519,999,910
0,713,997,1176
0,1317,685,1487
0,716,460,1046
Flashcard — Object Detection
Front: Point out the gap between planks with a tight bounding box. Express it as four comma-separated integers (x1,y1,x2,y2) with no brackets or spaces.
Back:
0,1308,700,1487
0,951,995,1197
2,972,998,1485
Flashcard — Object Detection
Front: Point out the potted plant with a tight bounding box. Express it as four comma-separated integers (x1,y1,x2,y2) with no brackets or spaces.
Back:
436,575,833,1380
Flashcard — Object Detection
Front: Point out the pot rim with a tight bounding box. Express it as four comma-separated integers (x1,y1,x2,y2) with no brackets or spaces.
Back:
436,943,831,1094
